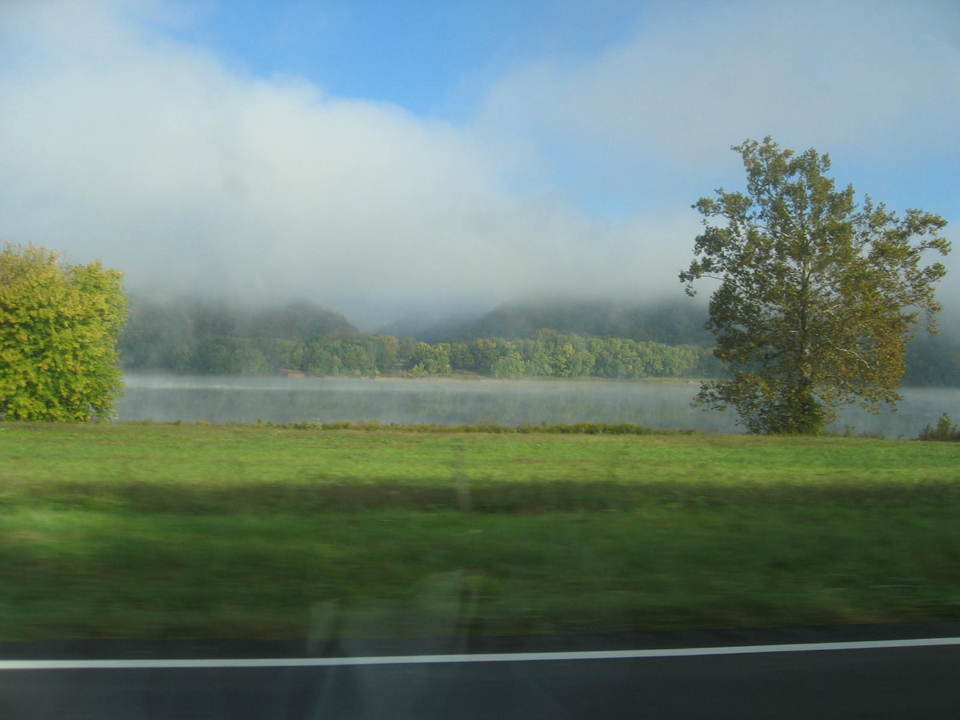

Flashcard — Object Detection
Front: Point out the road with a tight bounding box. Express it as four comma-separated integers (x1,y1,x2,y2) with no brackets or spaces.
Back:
2,626,959,719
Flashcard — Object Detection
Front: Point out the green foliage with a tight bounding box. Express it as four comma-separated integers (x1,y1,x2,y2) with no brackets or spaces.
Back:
681,137,951,434
405,341,453,376
0,244,127,421
118,297,358,372
918,414,960,442
407,298,715,345
903,335,960,386
120,299,721,380
120,295,958,384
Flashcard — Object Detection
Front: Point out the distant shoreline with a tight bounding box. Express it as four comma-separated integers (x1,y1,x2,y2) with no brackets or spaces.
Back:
122,371,705,385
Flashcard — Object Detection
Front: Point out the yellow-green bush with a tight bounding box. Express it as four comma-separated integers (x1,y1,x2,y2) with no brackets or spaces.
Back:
0,244,127,421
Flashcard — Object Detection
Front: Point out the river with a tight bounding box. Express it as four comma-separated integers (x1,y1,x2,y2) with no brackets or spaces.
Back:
116,374,959,438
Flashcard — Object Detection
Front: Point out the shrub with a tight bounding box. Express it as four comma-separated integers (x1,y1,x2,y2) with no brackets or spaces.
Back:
918,414,960,442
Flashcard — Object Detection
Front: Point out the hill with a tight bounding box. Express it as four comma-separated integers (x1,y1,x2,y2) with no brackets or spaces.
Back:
117,295,959,385
382,298,713,346
120,297,358,372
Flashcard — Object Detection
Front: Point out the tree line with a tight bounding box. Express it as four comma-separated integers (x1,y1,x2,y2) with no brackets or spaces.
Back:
118,295,959,384
119,324,722,379
903,336,960,387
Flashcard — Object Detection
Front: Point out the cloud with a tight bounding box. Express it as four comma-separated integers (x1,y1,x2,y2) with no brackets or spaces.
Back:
1,0,956,328
475,0,960,304
481,0,960,168
1,0,656,327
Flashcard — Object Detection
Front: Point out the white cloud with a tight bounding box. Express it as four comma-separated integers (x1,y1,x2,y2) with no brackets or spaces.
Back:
1,0,658,327
475,0,960,304
1,0,956,327
481,0,960,168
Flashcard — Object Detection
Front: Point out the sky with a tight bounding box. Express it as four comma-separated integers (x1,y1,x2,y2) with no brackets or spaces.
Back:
1,0,958,329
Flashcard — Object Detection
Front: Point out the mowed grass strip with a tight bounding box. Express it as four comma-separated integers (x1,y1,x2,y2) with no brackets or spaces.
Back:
1,423,959,640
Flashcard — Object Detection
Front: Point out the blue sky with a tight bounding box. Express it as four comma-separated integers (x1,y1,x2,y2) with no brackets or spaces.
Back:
183,0,644,118
183,0,960,220
1,0,957,326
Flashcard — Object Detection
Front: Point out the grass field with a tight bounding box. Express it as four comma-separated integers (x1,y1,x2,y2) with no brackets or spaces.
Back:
1,422,959,641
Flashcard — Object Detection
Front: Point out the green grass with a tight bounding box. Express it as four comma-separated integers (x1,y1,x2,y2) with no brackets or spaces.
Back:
1,422,959,641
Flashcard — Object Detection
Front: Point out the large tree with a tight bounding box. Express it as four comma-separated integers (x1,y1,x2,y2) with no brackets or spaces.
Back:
0,244,127,421
680,138,950,434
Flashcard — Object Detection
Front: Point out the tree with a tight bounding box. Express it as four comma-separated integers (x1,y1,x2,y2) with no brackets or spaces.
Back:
405,342,452,377
0,244,127,421
680,138,951,434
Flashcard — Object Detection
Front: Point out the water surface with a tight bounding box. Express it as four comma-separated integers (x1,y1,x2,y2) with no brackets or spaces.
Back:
117,374,958,438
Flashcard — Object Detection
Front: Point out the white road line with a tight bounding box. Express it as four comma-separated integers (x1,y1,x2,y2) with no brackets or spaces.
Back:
3,637,960,670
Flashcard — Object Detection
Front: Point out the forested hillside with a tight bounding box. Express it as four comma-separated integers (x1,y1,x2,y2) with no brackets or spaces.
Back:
120,298,358,373
904,335,960,386
382,298,714,345
118,297,960,384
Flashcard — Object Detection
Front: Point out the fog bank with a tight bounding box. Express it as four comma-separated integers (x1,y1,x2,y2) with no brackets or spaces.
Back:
1,1,956,328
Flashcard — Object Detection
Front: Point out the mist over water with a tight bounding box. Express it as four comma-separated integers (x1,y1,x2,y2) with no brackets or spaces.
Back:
118,374,959,439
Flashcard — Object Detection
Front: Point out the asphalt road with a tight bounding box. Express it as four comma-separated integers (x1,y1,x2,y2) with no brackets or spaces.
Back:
3,626,959,719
